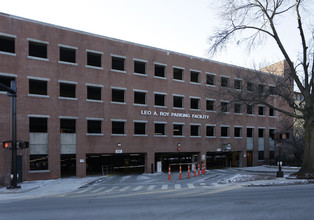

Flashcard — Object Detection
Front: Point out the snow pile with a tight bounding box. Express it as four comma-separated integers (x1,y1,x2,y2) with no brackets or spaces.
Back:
218,174,275,184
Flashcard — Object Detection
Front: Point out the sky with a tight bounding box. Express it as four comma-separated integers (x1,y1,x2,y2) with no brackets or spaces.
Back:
0,0,308,69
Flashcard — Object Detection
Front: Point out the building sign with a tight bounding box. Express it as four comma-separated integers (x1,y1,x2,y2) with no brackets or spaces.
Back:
140,110,209,119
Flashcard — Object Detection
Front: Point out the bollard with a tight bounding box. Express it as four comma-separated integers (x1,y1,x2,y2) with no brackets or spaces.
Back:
194,163,197,177
198,163,200,176
179,165,182,180
168,165,171,181
188,164,191,178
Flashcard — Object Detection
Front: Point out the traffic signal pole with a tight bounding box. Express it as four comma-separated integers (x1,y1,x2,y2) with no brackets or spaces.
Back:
0,81,20,189
8,81,19,189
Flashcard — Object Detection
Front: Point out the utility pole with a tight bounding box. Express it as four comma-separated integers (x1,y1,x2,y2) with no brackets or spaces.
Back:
0,81,20,189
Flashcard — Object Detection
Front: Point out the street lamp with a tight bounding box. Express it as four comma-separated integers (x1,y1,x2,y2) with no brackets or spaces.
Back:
271,132,290,178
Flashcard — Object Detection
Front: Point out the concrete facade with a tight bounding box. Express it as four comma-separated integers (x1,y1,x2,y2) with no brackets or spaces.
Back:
0,13,292,185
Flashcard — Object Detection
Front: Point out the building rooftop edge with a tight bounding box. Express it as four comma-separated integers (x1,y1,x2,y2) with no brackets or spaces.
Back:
0,12,279,76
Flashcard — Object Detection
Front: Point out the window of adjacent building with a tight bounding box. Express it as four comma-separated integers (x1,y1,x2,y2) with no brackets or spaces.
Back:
221,126,229,137
29,117,48,133
134,91,146,105
87,120,102,134
112,88,125,103
190,97,200,110
247,104,254,115
258,84,265,94
0,35,15,54
234,127,242,137
0,75,15,92
258,106,265,116
60,83,76,98
29,40,48,59
221,101,229,113
112,56,125,71
247,82,253,92
87,86,102,101
206,125,215,137
155,123,166,136
60,119,76,133
269,86,276,95
87,51,102,67
59,46,76,63
155,93,166,107
134,122,146,135
112,121,125,135
206,100,215,111
190,125,200,137
190,70,200,83
173,124,183,136
269,129,275,140
269,108,275,117
221,77,229,88
206,74,215,86
173,67,184,81
258,128,264,138
134,60,146,75
29,79,48,96
247,128,253,137
154,64,166,78
173,95,184,108
234,79,242,90
234,103,242,114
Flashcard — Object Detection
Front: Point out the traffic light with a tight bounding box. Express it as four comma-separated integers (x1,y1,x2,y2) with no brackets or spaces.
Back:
2,141,12,149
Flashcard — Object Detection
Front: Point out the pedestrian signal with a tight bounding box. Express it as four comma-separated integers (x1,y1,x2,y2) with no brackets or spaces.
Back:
2,141,12,149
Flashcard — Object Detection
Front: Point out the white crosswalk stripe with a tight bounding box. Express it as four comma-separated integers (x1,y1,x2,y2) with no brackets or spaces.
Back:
119,186,131,192
187,184,195,189
161,185,168,190
105,186,119,192
133,186,144,191
174,184,181,189
147,185,156,191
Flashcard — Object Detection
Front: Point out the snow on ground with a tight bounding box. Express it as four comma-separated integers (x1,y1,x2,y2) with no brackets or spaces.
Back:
218,174,275,184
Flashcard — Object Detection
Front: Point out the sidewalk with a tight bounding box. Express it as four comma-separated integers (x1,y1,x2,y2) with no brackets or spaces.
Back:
0,176,103,200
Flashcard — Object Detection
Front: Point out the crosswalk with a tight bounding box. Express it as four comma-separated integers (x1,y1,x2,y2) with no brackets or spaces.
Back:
74,182,212,195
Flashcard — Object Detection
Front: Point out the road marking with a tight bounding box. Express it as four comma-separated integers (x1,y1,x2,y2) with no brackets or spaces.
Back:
133,186,144,191
187,184,195,189
161,185,168,190
105,186,119,192
200,183,206,186
147,185,156,191
90,187,107,193
175,184,181,189
119,186,131,192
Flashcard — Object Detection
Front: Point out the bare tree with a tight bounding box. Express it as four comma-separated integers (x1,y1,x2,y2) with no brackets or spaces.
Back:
208,0,314,178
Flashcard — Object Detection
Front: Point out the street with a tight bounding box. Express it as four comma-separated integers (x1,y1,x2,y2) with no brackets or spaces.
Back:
0,168,314,220
1,183,314,220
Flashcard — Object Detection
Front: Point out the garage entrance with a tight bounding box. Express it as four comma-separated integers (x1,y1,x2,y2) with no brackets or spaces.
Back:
155,152,199,172
61,154,76,177
86,153,145,175
206,151,241,168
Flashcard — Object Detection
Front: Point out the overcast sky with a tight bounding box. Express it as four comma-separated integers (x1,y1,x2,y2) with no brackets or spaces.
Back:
0,0,307,69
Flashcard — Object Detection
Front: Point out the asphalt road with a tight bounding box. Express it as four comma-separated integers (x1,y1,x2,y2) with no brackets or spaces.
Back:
1,172,314,220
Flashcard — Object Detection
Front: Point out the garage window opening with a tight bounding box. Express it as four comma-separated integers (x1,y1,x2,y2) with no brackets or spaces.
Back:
87,120,102,134
173,124,183,136
134,122,146,135
155,123,166,136
60,47,76,63
134,91,146,105
112,88,125,103
87,86,102,101
0,35,15,54
190,125,200,137
112,121,125,135
60,83,76,98
60,119,76,133
87,52,102,67
29,41,47,59
112,56,125,71
155,64,166,78
173,67,183,81
134,61,146,75
29,79,48,96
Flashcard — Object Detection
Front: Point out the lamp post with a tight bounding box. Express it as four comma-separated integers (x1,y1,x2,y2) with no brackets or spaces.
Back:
271,132,289,178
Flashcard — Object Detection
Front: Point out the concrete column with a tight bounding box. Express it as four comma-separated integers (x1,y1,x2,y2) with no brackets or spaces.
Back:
145,153,155,173
76,153,86,178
